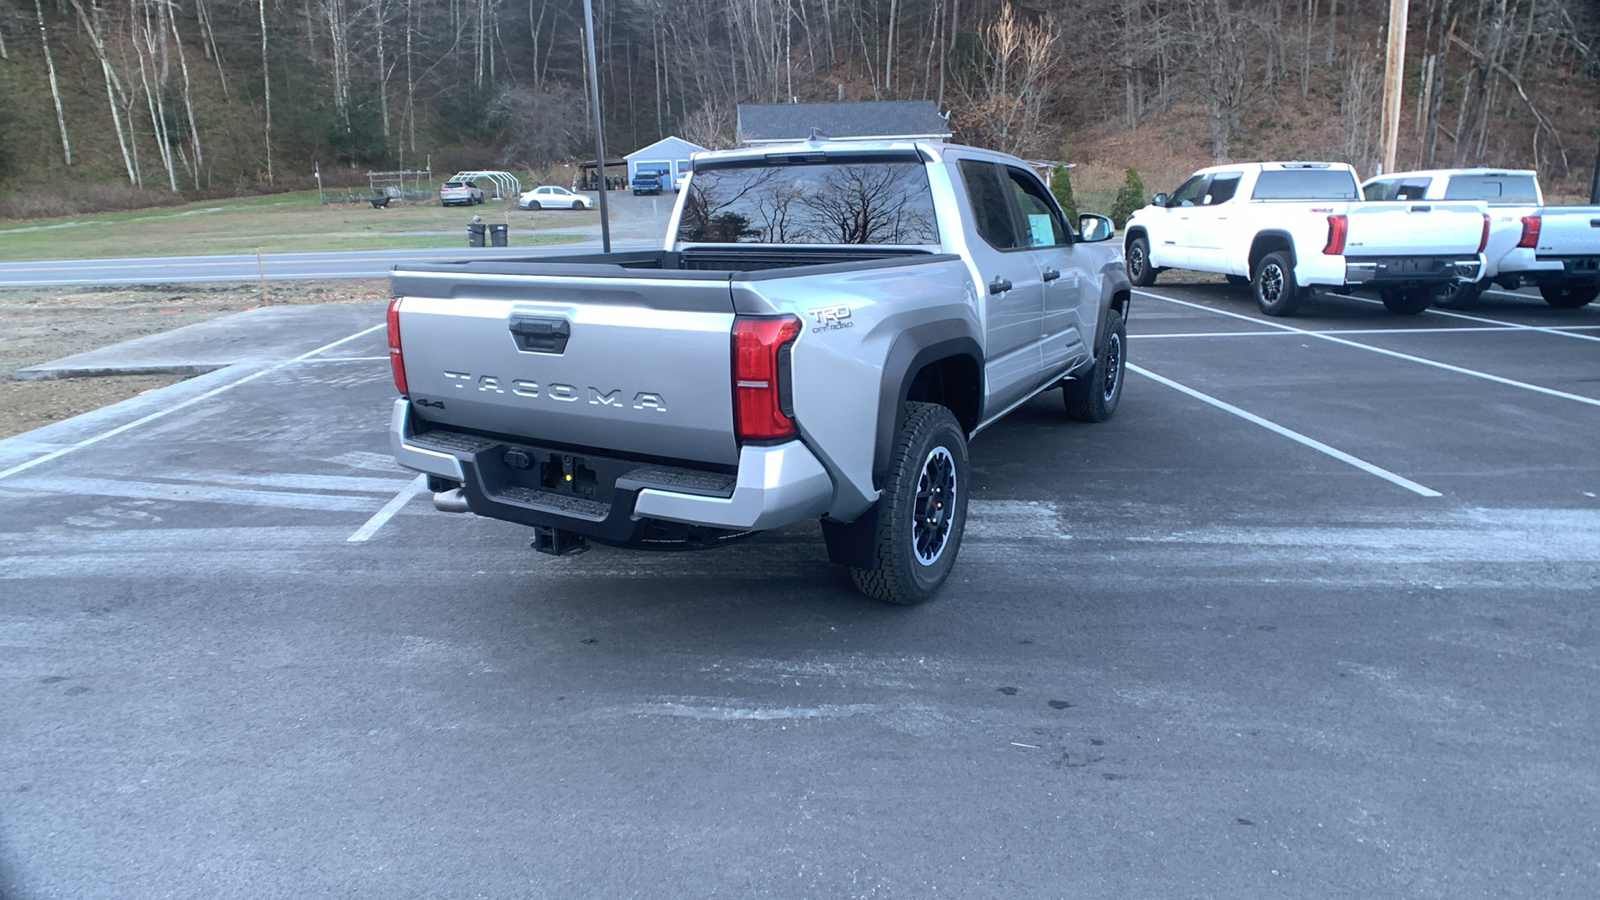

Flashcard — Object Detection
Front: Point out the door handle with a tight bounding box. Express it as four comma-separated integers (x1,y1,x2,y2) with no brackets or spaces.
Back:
1042,268,1060,282
988,277,1013,295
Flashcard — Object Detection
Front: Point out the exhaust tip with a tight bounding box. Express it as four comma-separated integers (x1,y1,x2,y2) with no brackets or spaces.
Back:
432,488,471,513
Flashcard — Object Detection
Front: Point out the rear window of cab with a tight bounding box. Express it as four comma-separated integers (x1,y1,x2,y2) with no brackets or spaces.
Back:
1251,169,1360,200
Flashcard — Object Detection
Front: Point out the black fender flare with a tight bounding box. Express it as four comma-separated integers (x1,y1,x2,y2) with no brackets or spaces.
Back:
871,321,984,490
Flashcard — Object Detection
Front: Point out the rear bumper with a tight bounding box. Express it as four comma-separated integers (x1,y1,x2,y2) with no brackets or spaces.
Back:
1533,255,1600,284
389,399,833,541
1345,254,1484,285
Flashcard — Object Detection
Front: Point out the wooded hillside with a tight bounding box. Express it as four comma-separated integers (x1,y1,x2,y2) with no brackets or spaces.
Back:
0,0,1596,216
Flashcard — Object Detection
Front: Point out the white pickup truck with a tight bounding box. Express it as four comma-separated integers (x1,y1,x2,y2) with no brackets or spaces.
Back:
1362,168,1600,309
1124,161,1489,315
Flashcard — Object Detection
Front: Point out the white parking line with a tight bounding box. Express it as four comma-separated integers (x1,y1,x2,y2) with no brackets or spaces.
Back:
1429,292,1600,344
1135,289,1600,410
346,474,428,542
1133,325,1529,339
0,324,385,482
1127,363,1442,498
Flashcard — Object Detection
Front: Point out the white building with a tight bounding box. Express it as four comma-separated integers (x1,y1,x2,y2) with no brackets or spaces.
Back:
624,136,709,185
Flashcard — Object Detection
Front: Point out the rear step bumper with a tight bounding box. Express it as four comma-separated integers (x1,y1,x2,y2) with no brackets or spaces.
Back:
390,399,833,539
1345,254,1484,285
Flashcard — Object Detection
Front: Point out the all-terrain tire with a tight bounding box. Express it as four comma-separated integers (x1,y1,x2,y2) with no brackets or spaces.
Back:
1540,283,1599,308
1253,250,1301,316
1126,236,1158,286
1431,281,1482,309
1064,309,1127,423
1380,286,1432,314
849,403,970,606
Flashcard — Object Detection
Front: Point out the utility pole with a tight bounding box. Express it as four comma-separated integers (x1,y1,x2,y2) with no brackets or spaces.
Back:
582,0,611,253
1378,0,1410,177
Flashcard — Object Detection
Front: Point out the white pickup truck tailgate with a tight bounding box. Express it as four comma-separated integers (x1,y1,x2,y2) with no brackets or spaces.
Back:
392,266,740,467
1536,207,1600,257
1343,201,1488,255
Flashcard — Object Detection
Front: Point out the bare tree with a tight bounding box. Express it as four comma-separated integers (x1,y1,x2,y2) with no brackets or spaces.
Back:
33,0,72,165
260,0,273,183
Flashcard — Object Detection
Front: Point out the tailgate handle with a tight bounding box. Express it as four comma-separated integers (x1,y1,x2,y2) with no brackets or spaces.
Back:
509,316,571,354
1409,204,1431,212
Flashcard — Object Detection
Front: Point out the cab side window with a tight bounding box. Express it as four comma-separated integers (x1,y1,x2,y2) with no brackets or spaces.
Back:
1004,165,1069,247
1395,178,1431,200
1204,173,1241,205
1168,174,1209,207
959,159,1020,250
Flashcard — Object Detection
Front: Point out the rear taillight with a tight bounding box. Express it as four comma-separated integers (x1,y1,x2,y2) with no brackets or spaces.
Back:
1517,215,1541,249
1478,213,1490,253
732,315,801,441
387,297,408,396
1322,214,1347,255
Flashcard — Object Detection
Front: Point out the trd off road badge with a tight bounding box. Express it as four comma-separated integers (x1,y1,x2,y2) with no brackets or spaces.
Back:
807,304,854,333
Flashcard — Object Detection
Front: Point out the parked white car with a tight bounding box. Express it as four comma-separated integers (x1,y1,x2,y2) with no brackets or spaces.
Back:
1362,168,1600,309
518,186,593,210
439,180,484,206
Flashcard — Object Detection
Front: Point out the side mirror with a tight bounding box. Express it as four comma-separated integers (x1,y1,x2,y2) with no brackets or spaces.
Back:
1151,192,1169,207
1078,214,1115,243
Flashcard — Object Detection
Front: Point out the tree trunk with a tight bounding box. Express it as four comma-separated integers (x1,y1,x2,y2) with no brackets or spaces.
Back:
168,11,205,189
261,0,275,183
33,0,72,166
67,0,137,185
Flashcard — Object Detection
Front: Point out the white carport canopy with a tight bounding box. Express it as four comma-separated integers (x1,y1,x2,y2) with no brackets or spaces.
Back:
449,170,521,200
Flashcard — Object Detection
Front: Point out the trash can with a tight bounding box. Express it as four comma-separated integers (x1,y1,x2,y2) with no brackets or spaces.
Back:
488,223,508,248
467,221,486,248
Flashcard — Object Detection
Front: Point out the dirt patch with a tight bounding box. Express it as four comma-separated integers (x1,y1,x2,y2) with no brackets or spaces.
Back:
0,280,389,440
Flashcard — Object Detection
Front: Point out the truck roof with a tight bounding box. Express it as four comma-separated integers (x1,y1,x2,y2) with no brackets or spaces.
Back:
1187,161,1354,177
1365,167,1538,181
685,139,1022,170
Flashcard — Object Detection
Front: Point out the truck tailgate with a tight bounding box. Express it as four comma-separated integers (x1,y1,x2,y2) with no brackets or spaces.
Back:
392,266,740,467
1344,201,1488,255
1536,207,1600,257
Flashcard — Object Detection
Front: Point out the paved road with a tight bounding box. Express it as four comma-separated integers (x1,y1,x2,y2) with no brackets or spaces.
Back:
0,193,677,287
1,282,1597,898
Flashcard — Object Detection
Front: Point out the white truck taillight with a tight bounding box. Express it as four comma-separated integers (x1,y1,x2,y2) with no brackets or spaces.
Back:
1517,215,1542,249
731,315,801,441
1322,214,1347,255
1478,213,1491,253
386,297,408,395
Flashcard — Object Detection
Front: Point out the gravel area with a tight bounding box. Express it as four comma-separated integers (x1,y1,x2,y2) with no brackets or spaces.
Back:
0,280,389,440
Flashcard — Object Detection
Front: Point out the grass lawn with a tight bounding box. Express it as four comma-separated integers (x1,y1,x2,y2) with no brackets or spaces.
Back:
0,191,591,261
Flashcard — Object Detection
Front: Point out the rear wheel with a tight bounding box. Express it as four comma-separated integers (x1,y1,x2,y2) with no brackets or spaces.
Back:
1253,251,1301,316
1380,286,1432,314
849,403,970,606
527,200,542,210
1431,281,1482,309
1064,309,1126,423
1126,236,1158,286
1540,283,1599,308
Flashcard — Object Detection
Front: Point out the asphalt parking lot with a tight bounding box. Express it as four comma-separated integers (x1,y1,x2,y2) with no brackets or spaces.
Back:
2,281,1597,898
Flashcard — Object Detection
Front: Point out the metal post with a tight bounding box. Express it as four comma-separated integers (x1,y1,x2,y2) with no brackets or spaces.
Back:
1378,0,1410,177
1590,135,1600,205
583,0,611,253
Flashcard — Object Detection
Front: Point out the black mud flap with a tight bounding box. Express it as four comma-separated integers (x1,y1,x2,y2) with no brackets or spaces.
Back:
820,504,882,569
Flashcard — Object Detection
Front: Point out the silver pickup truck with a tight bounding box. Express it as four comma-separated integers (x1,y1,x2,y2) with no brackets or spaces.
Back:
387,140,1132,604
